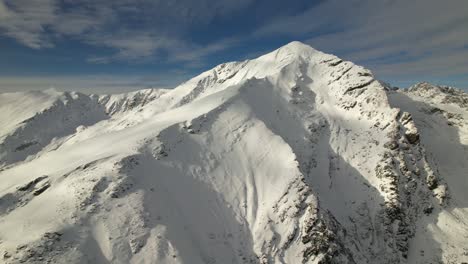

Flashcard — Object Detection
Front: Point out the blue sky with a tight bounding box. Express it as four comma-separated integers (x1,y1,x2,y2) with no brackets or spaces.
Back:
0,0,467,93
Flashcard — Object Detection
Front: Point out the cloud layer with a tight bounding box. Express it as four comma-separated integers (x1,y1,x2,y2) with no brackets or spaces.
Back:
0,0,250,64
0,0,467,90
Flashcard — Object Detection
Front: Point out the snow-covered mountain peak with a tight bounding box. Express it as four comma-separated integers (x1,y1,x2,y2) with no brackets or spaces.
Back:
0,43,467,264
161,41,379,116
257,41,322,62
281,40,316,51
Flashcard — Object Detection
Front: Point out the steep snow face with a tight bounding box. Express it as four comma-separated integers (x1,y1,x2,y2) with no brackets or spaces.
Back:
388,84,468,263
0,42,467,264
0,89,63,138
0,90,109,167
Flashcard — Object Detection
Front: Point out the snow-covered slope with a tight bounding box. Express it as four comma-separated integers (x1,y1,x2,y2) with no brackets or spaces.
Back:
0,90,109,167
388,83,468,263
0,42,467,264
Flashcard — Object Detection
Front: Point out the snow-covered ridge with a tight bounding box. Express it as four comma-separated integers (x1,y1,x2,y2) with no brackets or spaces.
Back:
407,82,468,110
98,88,170,115
0,42,467,264
0,90,109,167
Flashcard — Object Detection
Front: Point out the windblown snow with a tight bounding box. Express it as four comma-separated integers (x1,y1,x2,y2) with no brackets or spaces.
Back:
0,42,467,264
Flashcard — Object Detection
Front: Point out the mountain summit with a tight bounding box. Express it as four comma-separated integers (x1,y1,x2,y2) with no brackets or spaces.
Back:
0,42,467,264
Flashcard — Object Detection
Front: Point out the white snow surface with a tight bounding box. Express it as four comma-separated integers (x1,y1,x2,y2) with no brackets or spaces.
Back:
0,42,467,263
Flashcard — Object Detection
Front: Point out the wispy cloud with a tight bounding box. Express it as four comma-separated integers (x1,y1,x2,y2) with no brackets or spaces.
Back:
85,33,176,62
1,0,467,90
0,0,57,48
0,0,252,64
169,37,241,64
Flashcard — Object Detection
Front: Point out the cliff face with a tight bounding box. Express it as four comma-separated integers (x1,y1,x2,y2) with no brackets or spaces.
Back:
0,42,467,264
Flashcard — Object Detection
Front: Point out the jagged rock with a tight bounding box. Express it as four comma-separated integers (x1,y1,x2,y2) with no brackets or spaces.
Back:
405,132,419,144
130,238,145,254
17,176,48,192
33,182,51,196
423,206,433,215
44,232,62,239
404,122,420,144
399,112,412,125
434,185,448,205
384,141,399,150
426,174,438,190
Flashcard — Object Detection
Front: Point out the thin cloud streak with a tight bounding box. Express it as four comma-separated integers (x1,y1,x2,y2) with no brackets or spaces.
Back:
0,0,252,65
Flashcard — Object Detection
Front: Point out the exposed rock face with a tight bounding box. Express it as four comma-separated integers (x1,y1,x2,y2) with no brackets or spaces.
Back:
0,42,467,264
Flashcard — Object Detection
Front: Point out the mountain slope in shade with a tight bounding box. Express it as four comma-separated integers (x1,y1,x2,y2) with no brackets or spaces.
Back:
0,42,467,264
